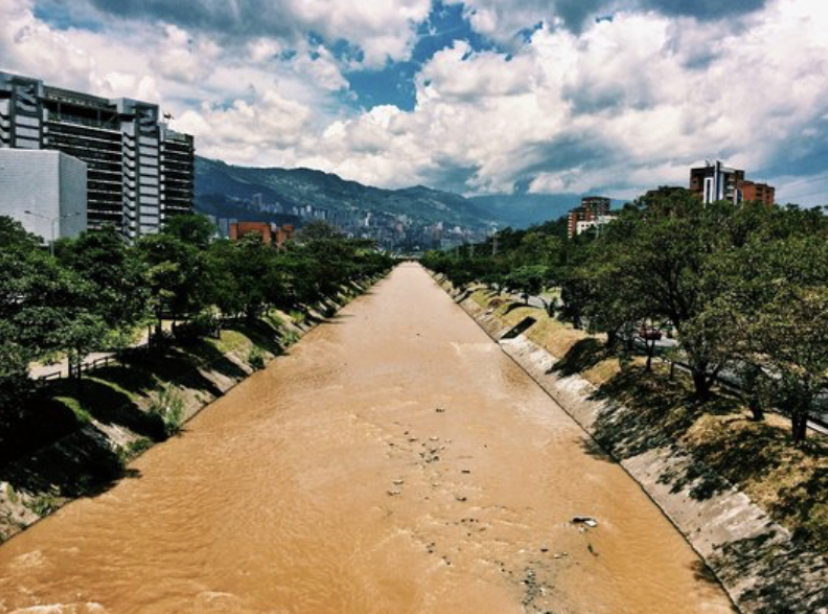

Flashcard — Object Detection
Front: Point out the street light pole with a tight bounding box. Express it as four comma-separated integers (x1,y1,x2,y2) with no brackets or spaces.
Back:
24,210,81,257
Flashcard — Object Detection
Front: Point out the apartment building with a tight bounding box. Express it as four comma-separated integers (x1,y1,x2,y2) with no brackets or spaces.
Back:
567,196,611,238
0,71,194,239
689,161,774,206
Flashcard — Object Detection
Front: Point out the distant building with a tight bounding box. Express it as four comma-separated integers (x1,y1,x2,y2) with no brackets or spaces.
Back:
690,161,774,206
230,221,273,244
567,196,611,238
229,221,294,248
0,149,87,241
0,70,195,239
575,214,617,236
741,180,775,206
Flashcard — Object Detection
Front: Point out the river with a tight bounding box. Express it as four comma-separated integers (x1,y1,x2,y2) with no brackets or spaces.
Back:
0,263,734,613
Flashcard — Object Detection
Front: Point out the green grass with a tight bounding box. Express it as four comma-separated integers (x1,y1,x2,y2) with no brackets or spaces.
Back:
209,329,250,355
56,397,93,424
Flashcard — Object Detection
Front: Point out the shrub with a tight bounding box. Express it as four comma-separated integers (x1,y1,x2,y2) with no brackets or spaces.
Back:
148,385,185,437
248,346,266,371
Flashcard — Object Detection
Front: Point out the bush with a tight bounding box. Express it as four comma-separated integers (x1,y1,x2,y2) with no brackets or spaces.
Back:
148,385,185,437
248,346,266,371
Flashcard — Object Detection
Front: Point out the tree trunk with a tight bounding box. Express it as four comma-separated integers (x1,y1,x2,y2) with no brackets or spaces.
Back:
691,369,712,399
155,309,164,344
792,412,808,444
747,400,764,421
645,339,656,372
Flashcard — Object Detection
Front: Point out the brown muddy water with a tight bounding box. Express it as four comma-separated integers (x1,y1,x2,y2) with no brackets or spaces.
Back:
0,263,735,614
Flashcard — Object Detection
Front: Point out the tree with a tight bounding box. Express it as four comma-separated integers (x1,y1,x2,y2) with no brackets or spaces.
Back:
207,235,286,321
163,214,216,250
751,286,828,443
590,194,743,397
136,233,207,340
504,265,547,305
58,226,148,344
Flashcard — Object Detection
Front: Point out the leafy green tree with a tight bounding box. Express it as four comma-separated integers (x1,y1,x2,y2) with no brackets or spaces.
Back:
751,286,828,443
505,265,548,305
207,235,286,321
163,214,216,249
58,226,148,345
136,233,207,340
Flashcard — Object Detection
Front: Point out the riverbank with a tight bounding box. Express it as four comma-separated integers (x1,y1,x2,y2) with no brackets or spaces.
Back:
0,277,382,544
433,274,828,614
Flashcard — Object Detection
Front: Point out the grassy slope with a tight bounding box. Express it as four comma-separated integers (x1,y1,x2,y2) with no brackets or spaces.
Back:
470,286,828,551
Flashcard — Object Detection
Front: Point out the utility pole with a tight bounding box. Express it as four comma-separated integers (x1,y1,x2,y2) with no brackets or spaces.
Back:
25,209,81,257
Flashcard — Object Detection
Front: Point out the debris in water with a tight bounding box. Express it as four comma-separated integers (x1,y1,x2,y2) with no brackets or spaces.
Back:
435,407,446,413
455,495,467,502
386,490,401,497
572,516,598,528
461,469,471,474
392,479,404,486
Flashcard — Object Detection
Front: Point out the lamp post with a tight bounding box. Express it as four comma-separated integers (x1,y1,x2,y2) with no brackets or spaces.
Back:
24,209,81,257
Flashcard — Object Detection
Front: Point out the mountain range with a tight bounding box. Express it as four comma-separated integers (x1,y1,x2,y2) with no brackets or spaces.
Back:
194,156,598,230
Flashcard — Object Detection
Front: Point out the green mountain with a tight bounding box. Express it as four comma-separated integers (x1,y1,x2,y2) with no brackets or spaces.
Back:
194,157,497,230
469,194,580,228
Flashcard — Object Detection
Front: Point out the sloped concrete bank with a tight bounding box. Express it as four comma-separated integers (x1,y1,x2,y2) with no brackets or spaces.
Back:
434,274,828,614
0,277,384,544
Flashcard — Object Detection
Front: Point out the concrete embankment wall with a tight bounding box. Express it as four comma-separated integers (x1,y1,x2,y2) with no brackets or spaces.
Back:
435,275,828,614
0,278,381,544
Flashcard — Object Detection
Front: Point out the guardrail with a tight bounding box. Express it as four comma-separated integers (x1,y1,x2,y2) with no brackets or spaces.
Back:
36,355,123,381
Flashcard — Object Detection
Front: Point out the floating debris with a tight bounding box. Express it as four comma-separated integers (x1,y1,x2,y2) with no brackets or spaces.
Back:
435,407,446,413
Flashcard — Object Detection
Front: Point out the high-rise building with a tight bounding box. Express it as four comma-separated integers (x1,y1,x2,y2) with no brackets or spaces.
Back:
689,161,774,206
0,71,194,239
567,196,611,238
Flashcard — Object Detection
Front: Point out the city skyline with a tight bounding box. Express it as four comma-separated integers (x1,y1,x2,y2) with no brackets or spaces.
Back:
2,0,826,206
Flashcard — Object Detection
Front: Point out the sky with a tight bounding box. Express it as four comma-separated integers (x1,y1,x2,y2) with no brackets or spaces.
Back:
2,0,827,205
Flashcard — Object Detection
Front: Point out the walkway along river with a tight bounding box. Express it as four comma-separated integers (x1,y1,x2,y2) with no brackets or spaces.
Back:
0,263,735,614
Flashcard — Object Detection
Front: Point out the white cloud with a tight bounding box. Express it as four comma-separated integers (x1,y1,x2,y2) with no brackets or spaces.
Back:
1,0,828,206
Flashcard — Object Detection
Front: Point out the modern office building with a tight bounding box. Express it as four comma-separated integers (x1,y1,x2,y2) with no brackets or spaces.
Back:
0,71,194,239
567,196,611,238
689,161,774,206
0,149,87,241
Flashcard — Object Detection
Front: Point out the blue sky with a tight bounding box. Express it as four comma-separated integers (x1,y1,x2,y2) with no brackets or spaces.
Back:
2,0,827,205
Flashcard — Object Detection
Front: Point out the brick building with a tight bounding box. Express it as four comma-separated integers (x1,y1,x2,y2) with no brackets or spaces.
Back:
690,161,774,206
567,196,611,238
